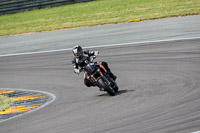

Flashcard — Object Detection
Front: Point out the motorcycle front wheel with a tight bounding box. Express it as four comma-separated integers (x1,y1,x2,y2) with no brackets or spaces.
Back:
113,82,119,92
97,78,115,96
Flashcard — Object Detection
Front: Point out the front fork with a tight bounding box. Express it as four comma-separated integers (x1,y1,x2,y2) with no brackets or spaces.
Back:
101,75,111,86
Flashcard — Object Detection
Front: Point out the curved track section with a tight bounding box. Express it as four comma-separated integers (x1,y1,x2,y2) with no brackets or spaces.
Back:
0,89,56,122
0,38,200,133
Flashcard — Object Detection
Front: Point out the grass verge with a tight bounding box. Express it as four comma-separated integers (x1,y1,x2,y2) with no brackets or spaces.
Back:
0,0,200,36
0,95,14,112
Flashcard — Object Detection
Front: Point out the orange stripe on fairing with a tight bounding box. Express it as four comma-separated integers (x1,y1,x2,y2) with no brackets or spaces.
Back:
0,90,16,94
12,93,46,102
0,104,42,115
85,72,94,84
97,62,107,72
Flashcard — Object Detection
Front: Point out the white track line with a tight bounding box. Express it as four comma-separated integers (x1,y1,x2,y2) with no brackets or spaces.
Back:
0,37,200,58
191,131,200,133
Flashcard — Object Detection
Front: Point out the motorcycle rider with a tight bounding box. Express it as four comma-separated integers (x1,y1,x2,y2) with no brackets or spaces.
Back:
72,45,117,87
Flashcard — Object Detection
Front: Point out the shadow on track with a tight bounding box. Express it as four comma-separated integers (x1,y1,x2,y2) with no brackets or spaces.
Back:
97,89,134,97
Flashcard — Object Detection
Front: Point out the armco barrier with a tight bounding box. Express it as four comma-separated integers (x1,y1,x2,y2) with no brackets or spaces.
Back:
0,0,92,15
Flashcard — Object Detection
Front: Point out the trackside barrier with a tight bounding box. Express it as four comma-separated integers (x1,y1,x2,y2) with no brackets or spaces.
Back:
0,0,92,15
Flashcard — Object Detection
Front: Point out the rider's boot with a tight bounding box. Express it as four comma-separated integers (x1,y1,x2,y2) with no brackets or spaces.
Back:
107,72,117,81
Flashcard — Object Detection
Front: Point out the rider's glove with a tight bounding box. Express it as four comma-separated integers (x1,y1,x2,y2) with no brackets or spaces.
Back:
94,51,99,56
74,68,80,74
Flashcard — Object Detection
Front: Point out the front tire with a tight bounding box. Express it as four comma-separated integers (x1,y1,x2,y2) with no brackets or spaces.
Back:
113,82,119,92
97,78,115,96
106,86,115,96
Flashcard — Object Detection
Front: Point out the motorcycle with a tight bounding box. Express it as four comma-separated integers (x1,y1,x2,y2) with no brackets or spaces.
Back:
83,60,119,96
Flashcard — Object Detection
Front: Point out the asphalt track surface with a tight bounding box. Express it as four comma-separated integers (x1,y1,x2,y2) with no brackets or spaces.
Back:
0,15,200,133
0,38,200,133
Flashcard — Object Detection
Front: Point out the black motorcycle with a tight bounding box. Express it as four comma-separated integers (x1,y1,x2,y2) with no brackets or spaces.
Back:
83,61,118,96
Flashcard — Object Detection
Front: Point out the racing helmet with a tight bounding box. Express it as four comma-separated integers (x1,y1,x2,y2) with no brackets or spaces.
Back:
72,45,83,58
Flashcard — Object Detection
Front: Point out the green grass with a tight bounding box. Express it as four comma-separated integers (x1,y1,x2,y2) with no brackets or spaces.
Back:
0,0,200,36
0,95,13,112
